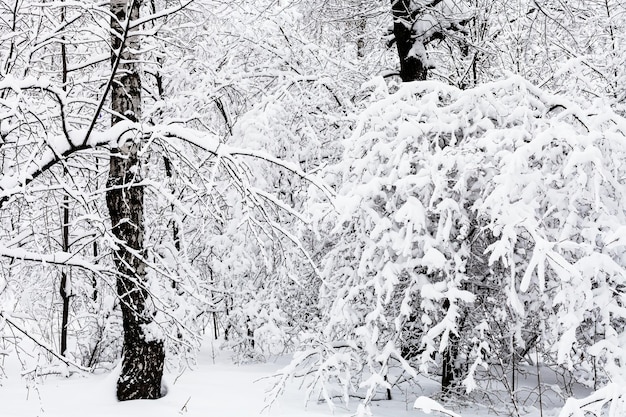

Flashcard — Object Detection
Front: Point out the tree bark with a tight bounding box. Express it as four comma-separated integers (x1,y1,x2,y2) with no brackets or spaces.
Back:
107,0,165,401
391,0,428,81
441,333,458,395
60,194,70,357
59,1,70,358
441,299,464,395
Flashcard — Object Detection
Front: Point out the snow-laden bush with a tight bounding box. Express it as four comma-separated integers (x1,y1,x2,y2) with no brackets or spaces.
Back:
275,76,626,416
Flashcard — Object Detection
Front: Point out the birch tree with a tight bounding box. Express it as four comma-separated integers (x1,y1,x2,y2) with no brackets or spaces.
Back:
0,0,337,398
106,0,165,399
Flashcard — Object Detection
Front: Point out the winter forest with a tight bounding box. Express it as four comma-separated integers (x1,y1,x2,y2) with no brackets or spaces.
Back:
1,0,626,416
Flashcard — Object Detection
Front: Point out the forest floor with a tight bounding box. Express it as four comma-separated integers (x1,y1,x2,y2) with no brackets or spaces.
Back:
2,337,565,417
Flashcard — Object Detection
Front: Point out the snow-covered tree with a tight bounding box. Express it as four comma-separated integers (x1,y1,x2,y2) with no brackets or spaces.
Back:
270,74,626,415
0,0,334,399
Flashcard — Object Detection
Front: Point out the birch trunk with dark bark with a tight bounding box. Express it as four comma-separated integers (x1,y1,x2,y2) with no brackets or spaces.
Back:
107,0,165,401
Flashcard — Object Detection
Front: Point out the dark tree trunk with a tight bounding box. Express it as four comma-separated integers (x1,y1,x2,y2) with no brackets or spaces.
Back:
163,156,181,290
441,333,458,395
356,17,366,59
108,0,165,401
60,194,70,356
59,3,70,357
107,146,165,400
441,299,464,395
391,0,428,81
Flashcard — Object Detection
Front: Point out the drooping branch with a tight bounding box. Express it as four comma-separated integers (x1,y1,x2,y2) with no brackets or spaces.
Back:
0,312,92,372
0,121,136,208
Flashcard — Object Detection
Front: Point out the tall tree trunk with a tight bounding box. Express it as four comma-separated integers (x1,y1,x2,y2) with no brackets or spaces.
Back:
356,18,366,59
107,0,165,401
60,194,70,356
149,0,180,289
441,299,464,395
391,0,428,81
59,0,70,358
441,334,458,395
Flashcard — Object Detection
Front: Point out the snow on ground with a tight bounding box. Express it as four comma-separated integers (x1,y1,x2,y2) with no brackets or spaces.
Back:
1,339,410,417
2,338,552,417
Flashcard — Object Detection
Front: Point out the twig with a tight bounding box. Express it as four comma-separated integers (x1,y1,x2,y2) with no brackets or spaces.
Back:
179,396,191,414
535,349,543,417
0,312,91,372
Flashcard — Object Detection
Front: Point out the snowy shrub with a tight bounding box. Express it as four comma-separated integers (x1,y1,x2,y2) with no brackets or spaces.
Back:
275,75,626,415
